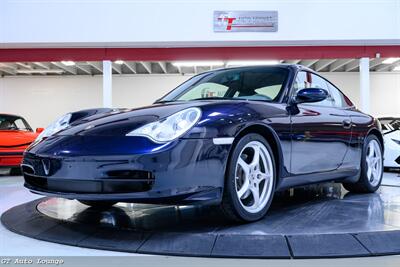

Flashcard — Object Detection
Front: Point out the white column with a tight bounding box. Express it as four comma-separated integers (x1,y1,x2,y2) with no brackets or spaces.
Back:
359,57,370,113
102,60,112,108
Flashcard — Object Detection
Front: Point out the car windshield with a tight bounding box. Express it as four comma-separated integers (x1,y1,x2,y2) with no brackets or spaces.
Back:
0,115,32,131
158,67,289,102
379,118,400,131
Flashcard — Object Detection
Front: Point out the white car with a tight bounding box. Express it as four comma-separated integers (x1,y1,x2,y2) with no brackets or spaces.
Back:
379,117,400,169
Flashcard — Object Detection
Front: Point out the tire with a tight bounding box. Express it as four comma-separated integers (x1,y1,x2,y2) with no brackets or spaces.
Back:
9,168,22,176
343,135,383,193
78,200,117,209
220,133,276,222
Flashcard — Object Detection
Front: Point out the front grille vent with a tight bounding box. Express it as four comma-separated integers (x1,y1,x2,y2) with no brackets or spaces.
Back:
106,170,155,181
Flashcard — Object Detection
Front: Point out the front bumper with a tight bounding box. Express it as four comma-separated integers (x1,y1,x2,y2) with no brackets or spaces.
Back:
22,135,231,204
0,151,24,167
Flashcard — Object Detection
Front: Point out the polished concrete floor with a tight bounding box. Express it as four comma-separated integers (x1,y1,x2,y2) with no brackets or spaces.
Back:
37,179,400,235
0,171,130,256
1,169,400,266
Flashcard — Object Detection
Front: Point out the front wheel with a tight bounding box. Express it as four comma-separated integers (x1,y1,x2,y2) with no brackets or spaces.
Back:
343,135,383,193
220,133,276,222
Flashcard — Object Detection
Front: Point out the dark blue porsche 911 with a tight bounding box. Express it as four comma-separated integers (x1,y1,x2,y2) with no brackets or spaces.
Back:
22,64,384,222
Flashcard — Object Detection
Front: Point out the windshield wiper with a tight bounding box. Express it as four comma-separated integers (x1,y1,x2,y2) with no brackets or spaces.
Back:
154,100,178,104
155,97,232,103
190,97,231,101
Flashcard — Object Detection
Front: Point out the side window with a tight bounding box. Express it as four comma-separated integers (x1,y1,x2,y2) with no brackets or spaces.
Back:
327,82,354,108
292,71,333,107
292,71,308,92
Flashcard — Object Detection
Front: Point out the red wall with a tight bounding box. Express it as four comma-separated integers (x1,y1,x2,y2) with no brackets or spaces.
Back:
0,46,400,62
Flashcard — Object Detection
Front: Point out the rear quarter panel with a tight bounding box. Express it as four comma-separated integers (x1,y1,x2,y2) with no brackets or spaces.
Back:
342,108,377,170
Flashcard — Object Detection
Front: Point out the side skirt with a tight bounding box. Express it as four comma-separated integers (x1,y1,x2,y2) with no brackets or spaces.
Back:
276,168,360,192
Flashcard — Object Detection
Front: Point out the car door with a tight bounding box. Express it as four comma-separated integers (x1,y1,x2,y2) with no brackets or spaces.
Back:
290,71,351,175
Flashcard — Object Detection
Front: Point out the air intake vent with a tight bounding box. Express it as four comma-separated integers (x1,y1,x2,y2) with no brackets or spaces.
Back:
106,170,154,180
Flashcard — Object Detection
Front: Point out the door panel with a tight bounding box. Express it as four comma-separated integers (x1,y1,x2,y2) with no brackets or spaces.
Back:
289,71,351,175
290,105,351,174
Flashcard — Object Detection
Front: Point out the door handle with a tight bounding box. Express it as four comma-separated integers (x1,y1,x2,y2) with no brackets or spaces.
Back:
342,119,352,129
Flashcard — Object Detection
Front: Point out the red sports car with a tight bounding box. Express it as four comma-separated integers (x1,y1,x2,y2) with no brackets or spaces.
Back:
0,114,43,174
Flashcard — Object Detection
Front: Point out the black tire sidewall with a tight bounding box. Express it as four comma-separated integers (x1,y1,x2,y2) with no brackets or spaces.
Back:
225,133,276,221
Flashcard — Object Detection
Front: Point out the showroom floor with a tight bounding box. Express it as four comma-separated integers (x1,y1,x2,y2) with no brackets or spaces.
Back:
1,170,400,266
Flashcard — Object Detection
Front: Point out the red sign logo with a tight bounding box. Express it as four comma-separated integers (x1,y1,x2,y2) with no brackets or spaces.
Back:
218,17,237,31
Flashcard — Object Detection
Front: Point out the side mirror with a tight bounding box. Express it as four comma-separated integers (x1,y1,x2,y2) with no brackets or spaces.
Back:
36,128,44,133
294,88,328,104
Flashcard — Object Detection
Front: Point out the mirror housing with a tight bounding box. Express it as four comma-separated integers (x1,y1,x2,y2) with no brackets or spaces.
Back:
294,88,328,104
36,128,44,133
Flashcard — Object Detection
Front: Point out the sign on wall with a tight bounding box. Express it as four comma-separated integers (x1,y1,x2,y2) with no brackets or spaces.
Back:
214,11,278,32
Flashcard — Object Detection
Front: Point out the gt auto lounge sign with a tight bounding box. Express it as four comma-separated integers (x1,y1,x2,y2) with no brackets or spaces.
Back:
214,11,278,32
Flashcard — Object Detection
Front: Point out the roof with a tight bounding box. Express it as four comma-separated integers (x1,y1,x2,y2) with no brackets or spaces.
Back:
0,114,24,119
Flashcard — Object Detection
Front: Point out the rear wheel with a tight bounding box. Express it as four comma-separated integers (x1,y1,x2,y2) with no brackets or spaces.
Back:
343,135,383,193
78,200,117,209
220,133,276,222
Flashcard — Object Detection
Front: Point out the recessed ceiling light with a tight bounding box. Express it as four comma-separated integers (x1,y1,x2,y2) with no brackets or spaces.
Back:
172,61,224,67
61,61,75,66
226,60,280,66
382,58,400,64
114,60,124,65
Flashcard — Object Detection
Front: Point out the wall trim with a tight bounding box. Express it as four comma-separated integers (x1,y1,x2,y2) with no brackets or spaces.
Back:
1,46,400,62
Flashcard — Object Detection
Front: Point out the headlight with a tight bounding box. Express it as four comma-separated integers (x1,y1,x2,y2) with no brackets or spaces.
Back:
126,107,201,143
34,113,72,143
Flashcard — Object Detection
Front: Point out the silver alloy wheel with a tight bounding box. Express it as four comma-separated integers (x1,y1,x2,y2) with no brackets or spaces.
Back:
366,139,383,187
235,141,274,213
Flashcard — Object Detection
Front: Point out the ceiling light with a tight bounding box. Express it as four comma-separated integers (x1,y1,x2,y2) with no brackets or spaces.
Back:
393,66,400,71
172,61,224,67
114,60,124,65
61,61,75,66
16,69,64,74
226,60,280,66
382,58,400,64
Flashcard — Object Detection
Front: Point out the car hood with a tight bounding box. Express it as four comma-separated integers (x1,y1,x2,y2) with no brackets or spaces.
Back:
57,100,284,137
58,101,230,136
384,129,400,139
56,100,286,138
0,130,38,148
